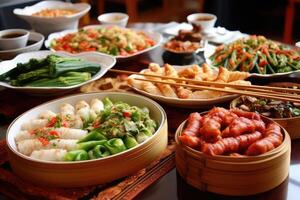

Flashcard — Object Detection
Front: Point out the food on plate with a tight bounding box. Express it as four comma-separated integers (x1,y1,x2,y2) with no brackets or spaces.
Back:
0,54,101,87
32,9,78,17
178,107,283,156
164,25,203,53
80,75,131,93
15,97,157,161
50,26,156,56
234,96,300,118
209,35,300,74
128,63,250,99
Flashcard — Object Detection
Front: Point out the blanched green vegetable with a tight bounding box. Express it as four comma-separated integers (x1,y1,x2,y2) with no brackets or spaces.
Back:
65,150,89,161
104,138,126,154
123,134,139,149
88,145,110,159
77,140,107,151
0,54,101,87
78,129,107,143
136,132,150,143
25,72,91,87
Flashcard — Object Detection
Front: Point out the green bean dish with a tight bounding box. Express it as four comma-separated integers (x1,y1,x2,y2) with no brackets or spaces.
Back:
209,35,300,74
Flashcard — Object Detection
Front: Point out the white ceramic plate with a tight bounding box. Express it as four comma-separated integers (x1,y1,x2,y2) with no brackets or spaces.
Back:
13,1,91,36
0,32,44,60
129,65,239,108
204,41,300,78
45,25,163,60
0,50,116,95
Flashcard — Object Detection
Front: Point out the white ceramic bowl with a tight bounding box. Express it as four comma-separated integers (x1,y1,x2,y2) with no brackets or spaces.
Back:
187,13,217,31
45,25,163,60
98,12,129,27
0,32,44,60
0,50,116,95
0,29,29,50
296,41,300,48
6,92,168,187
13,1,91,36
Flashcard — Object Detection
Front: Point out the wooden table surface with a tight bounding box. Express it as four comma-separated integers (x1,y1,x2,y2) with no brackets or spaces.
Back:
0,24,300,200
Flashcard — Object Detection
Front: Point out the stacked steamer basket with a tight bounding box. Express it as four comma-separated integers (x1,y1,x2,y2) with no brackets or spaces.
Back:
231,98,300,140
175,112,291,196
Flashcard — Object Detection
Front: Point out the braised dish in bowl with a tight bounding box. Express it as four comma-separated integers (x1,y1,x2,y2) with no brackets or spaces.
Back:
231,96,300,139
163,25,206,55
6,92,167,187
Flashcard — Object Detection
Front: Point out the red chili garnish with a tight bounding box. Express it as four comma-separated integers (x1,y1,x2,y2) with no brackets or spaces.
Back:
46,117,58,127
62,121,69,128
38,137,49,146
48,130,59,137
258,60,268,67
93,120,100,128
123,111,131,118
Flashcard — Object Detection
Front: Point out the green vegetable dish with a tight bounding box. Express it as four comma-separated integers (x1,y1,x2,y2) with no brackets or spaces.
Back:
0,54,101,87
15,97,157,162
209,35,300,74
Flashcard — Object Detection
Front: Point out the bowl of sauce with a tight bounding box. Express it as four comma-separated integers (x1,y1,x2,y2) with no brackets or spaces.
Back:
98,13,129,27
0,29,29,50
187,13,217,32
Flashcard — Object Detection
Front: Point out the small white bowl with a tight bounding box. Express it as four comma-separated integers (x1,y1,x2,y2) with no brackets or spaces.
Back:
0,29,29,50
187,13,217,32
0,31,44,60
98,12,129,27
296,41,300,48
13,1,91,36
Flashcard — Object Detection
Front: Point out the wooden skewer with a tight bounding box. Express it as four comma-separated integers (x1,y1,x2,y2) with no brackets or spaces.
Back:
133,77,300,103
109,69,300,94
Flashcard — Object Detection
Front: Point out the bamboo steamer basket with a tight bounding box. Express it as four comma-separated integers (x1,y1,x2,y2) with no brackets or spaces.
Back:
175,113,291,196
230,97,300,139
6,92,168,188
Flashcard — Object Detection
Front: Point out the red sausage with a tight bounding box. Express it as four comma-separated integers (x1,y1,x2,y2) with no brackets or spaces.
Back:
182,112,202,137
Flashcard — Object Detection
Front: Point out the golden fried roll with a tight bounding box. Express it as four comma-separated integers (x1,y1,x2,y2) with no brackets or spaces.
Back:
157,84,177,98
127,77,143,90
141,81,162,95
215,67,230,82
227,71,250,82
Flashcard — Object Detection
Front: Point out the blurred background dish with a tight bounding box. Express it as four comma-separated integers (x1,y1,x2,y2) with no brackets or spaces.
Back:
13,1,90,36
97,12,129,27
187,13,217,33
0,31,44,60
0,29,29,50
45,25,163,60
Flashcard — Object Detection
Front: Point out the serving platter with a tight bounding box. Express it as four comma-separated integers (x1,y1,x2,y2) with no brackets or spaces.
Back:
0,50,116,95
45,25,163,60
129,65,239,108
204,40,300,78
6,92,167,187
13,1,91,36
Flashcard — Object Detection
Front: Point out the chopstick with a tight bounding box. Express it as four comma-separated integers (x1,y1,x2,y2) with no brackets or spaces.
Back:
108,69,300,94
133,77,300,103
